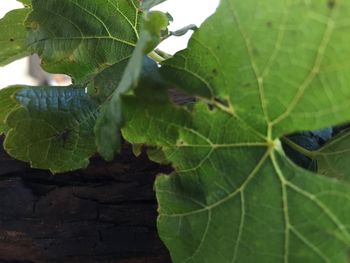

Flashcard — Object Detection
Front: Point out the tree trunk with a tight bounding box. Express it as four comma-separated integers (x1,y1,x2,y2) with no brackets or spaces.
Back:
0,137,171,263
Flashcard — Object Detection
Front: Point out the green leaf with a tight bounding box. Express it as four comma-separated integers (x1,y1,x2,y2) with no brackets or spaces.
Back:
312,129,350,181
123,93,350,263
87,59,130,102
4,86,98,173
0,7,31,66
122,0,350,262
94,11,168,160
26,0,141,81
0,86,22,134
161,0,350,139
87,10,169,102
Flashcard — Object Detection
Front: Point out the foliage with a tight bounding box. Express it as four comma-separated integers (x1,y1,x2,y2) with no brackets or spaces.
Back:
1,0,350,262
0,6,31,66
4,86,98,173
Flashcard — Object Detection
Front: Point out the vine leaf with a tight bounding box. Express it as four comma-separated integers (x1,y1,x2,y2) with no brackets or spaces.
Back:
0,86,22,134
0,7,31,66
312,129,350,181
123,0,350,262
161,0,350,139
94,11,168,161
26,0,141,81
87,59,130,102
4,87,98,173
123,94,350,263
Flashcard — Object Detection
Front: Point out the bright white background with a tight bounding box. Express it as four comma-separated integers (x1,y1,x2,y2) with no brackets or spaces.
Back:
0,0,219,88
153,0,219,54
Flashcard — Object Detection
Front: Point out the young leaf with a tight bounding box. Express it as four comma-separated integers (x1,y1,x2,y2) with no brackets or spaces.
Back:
0,7,31,66
26,0,141,81
123,0,350,262
94,11,168,161
4,87,98,173
0,86,22,134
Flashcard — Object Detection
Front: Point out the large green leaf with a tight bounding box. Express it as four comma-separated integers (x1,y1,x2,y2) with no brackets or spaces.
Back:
94,11,168,160
0,86,22,134
161,0,350,139
0,7,31,66
26,0,141,81
122,0,350,262
4,87,98,173
123,95,350,263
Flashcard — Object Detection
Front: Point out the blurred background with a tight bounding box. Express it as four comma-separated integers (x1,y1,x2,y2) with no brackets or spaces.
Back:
0,0,219,89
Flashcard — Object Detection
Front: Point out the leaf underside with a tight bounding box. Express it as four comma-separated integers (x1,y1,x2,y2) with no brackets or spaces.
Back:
122,0,350,262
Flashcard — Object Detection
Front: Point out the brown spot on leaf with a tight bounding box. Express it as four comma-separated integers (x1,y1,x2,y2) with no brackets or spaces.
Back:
267,21,272,28
9,38,14,42
207,104,214,111
30,21,39,31
328,0,336,9
55,129,71,147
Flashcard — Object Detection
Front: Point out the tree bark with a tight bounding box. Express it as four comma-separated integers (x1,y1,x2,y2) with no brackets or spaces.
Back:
0,138,171,263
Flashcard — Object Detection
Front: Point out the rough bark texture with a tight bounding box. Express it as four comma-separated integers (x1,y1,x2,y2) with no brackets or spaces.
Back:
0,138,171,263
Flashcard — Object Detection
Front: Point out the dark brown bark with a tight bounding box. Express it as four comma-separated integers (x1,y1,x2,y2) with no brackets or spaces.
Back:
0,138,171,263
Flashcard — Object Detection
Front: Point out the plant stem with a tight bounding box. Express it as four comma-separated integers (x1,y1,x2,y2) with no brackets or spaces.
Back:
281,136,315,158
155,49,173,60
148,50,166,63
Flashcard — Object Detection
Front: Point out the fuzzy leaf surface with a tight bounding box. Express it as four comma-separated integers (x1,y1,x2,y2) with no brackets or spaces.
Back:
4,87,98,173
123,0,350,262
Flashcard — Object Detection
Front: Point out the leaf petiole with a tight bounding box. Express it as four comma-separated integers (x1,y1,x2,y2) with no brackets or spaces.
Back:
148,50,166,63
281,136,315,158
